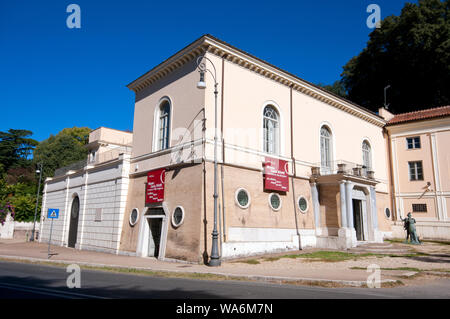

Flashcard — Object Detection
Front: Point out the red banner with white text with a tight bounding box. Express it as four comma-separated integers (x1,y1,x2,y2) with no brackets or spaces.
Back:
145,168,166,204
264,157,289,192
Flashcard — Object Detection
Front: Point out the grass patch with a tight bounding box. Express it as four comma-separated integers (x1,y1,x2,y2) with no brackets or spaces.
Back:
386,238,450,246
235,259,260,265
382,280,404,288
385,239,406,244
279,251,383,262
385,252,429,258
262,257,281,262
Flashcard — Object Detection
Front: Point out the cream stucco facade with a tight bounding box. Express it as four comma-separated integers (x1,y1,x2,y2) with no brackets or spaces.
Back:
40,35,450,264
119,34,391,262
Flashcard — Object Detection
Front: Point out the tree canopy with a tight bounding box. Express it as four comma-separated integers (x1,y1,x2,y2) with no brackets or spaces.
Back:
33,127,92,179
316,81,348,99
0,129,39,224
323,0,450,113
0,129,38,174
0,126,91,223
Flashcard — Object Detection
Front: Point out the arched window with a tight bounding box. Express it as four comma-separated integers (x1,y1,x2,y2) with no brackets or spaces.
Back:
263,105,279,154
362,140,372,170
320,126,333,172
157,100,171,150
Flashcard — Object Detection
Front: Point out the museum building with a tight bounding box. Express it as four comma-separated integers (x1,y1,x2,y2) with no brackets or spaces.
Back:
39,35,397,263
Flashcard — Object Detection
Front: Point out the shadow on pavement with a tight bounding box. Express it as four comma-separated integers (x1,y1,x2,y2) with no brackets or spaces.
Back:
0,273,226,299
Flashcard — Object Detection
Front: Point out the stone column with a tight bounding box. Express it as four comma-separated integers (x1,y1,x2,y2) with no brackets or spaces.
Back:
339,180,347,228
345,181,354,229
369,186,383,242
79,169,89,250
61,176,71,246
370,186,378,230
310,182,321,235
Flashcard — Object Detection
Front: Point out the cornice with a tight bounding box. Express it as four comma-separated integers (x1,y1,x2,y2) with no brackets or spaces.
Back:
126,36,208,93
127,35,386,127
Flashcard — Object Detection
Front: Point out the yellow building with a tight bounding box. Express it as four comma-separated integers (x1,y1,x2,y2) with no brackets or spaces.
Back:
383,106,450,240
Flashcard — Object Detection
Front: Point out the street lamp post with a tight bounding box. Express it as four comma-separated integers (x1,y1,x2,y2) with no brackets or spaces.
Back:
196,55,221,266
31,163,43,242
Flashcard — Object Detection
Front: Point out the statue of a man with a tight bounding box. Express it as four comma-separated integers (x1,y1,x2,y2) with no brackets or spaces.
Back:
407,213,421,244
401,213,421,244
400,214,410,243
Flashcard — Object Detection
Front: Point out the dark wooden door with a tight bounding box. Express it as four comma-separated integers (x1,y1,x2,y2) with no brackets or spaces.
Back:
68,196,80,248
148,218,162,257
352,199,364,241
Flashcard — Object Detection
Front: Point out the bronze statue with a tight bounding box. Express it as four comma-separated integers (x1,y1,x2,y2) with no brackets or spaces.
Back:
401,212,421,244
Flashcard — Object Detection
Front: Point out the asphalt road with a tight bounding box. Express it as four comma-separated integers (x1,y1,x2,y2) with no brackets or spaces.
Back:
0,260,449,299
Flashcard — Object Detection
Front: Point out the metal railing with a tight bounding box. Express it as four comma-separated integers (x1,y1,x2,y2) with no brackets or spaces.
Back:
54,160,87,176
311,160,375,178
54,147,132,177
88,147,132,165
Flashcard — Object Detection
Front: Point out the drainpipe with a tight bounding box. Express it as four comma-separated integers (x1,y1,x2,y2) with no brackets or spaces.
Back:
220,54,227,243
289,84,301,249
384,127,397,221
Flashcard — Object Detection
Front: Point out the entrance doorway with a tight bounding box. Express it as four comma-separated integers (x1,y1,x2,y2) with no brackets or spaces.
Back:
142,207,166,258
352,199,364,241
68,196,80,248
147,218,162,257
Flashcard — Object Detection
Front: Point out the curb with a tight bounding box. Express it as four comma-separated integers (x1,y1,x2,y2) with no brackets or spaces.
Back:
0,254,398,288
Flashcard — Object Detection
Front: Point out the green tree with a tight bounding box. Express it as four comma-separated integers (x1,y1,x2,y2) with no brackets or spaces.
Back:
316,80,348,99
33,127,91,178
341,0,450,113
59,127,91,146
0,180,37,222
0,129,38,172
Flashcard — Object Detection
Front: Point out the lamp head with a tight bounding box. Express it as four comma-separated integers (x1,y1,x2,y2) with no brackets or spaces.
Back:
197,70,206,89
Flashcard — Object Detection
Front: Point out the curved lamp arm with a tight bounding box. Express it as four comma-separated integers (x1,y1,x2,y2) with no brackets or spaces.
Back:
196,55,217,84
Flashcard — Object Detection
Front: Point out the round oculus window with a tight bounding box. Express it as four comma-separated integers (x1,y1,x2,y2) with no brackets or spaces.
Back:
385,207,391,219
172,206,185,227
235,188,250,209
129,208,139,226
298,196,308,213
269,193,281,211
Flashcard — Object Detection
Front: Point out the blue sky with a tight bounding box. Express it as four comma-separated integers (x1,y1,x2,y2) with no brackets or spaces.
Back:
0,0,414,142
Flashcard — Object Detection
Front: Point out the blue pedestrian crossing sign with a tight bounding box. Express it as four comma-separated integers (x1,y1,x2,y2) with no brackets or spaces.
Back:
47,208,59,219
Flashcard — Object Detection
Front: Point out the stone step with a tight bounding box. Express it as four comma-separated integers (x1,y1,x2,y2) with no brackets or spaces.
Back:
349,242,412,254
350,248,411,254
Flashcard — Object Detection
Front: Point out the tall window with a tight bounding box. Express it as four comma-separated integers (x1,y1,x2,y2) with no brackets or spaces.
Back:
158,100,171,150
362,141,372,170
263,105,279,154
320,126,332,171
408,161,423,181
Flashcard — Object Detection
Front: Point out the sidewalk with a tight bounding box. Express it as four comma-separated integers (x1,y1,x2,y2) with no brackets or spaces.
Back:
1,240,449,288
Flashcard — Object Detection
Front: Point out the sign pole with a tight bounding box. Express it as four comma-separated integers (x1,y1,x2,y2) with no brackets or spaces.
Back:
48,217,54,259
46,208,59,259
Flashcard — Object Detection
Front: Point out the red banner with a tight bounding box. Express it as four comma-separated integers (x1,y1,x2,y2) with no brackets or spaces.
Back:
145,168,166,204
264,157,289,192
